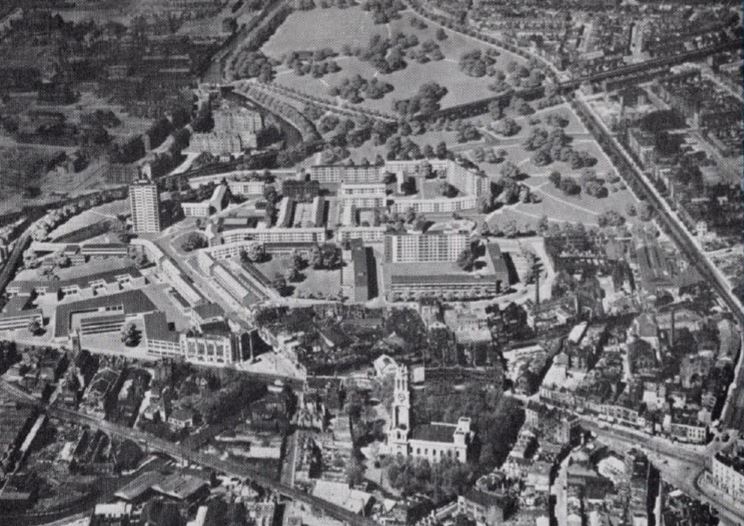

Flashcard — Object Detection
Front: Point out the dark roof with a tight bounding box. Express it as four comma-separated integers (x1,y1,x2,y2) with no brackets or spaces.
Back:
114,471,163,501
486,243,508,276
392,273,496,285
3,296,32,314
192,302,225,320
351,246,369,288
143,312,178,343
409,423,456,443
463,488,507,509
54,289,156,337
81,243,128,250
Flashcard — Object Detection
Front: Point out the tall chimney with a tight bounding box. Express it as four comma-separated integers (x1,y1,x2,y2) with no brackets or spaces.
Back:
670,307,675,349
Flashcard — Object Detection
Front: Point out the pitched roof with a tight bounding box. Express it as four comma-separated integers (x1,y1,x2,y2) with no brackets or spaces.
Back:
409,422,457,443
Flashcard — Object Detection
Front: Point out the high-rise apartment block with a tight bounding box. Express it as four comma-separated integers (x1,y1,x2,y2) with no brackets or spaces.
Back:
129,180,161,234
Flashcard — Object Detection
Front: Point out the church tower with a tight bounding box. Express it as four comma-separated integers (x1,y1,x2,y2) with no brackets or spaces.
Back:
387,365,410,455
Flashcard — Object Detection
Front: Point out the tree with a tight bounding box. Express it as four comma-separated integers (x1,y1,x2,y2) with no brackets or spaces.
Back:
272,274,290,296
181,232,207,252
456,247,476,271
626,203,637,216
503,219,518,238
436,27,448,40
548,171,561,187
27,318,42,336
242,242,266,263
488,100,502,120
347,456,366,486
638,201,653,221
435,141,448,159
558,177,580,196
121,323,139,346
537,215,549,234
134,252,149,269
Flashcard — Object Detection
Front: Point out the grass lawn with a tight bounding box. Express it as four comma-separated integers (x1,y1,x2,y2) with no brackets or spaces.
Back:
47,199,129,240
262,6,379,56
255,255,344,299
474,103,644,229
264,7,528,113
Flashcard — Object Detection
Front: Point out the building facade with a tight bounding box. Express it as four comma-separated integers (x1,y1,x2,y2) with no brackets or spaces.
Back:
386,365,471,463
384,232,469,263
129,180,161,234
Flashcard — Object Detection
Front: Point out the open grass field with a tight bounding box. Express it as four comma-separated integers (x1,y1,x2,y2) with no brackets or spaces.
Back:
473,104,644,229
262,6,379,55
263,7,528,113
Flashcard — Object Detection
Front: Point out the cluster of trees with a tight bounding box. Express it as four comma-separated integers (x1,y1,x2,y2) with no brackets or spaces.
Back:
80,109,121,129
233,51,275,82
285,48,341,78
526,127,597,171
310,243,342,269
458,49,498,78
456,245,477,271
511,96,535,116
320,145,351,164
296,58,341,78
505,58,544,89
392,82,448,117
472,146,506,164
545,112,569,128
410,16,427,29
548,171,580,196
455,122,480,143
121,323,140,347
384,135,448,161
408,38,445,63
318,0,355,8
385,455,475,502
597,210,625,228
240,241,268,264
578,169,609,198
263,184,281,225
413,384,525,470
361,0,405,24
181,232,207,252
524,126,570,166
329,75,394,103
491,116,520,136
360,32,419,74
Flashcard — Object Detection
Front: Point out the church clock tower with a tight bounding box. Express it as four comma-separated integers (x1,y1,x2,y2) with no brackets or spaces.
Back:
387,365,410,455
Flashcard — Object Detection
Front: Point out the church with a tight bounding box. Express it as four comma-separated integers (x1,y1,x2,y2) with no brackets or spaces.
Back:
385,365,472,463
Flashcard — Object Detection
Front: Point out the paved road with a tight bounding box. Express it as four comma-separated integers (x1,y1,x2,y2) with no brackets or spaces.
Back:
0,381,374,526
0,232,30,294
584,421,744,525
573,95,744,433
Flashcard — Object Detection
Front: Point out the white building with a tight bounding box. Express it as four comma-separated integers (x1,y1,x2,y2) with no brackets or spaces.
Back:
129,180,161,233
384,232,470,263
708,444,744,505
386,365,471,463
182,185,228,217
338,183,387,208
